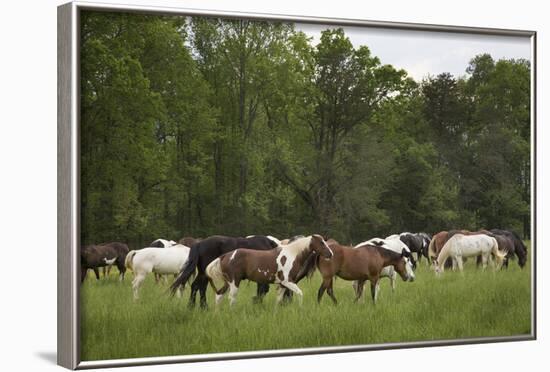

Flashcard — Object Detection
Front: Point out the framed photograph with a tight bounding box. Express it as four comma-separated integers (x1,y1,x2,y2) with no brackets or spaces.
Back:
58,1,536,369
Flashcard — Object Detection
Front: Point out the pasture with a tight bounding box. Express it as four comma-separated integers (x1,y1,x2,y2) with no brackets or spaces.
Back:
80,250,531,361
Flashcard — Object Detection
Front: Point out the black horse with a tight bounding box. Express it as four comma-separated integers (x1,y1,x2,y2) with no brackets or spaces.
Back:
490,229,527,268
170,235,278,308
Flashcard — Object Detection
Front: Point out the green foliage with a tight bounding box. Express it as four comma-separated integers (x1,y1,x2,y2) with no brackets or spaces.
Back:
80,11,531,247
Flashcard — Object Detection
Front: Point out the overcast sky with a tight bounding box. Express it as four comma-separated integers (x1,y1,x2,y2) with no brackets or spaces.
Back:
297,23,531,81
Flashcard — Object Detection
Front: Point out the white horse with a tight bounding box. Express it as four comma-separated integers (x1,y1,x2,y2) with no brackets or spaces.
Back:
125,244,190,300
352,237,414,299
433,234,506,275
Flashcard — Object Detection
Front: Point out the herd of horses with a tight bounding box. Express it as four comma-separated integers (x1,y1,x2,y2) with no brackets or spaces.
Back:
80,228,528,308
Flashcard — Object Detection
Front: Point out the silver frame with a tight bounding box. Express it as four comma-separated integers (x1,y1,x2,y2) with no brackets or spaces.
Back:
57,1,537,369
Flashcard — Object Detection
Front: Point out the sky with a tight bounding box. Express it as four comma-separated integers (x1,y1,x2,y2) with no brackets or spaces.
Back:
297,23,531,81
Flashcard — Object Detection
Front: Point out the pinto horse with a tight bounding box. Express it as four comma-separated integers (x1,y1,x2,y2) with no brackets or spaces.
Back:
125,244,190,300
433,234,506,274
317,242,415,305
206,235,333,306
150,239,177,248
81,242,129,283
387,233,427,263
169,235,278,308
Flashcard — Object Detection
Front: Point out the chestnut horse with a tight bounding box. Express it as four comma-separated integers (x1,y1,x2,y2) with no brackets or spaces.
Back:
206,235,333,306
317,242,415,305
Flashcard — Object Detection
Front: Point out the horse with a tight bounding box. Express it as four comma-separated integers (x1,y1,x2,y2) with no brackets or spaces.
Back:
150,239,177,248
205,235,333,306
317,242,415,305
125,244,191,300
169,235,278,308
246,235,282,246
433,234,506,274
178,237,201,247
388,233,426,263
490,229,527,268
417,232,432,262
446,229,513,269
428,231,449,263
351,237,414,297
487,234,515,269
81,242,129,283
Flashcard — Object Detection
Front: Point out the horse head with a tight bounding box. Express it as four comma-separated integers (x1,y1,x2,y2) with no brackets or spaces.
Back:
395,249,415,282
310,234,333,259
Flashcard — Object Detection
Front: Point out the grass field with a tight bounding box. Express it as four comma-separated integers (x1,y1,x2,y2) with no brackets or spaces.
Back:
80,252,532,361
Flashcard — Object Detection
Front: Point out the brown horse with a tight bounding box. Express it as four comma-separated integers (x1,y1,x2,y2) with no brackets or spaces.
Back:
81,242,129,282
205,235,333,306
317,242,415,305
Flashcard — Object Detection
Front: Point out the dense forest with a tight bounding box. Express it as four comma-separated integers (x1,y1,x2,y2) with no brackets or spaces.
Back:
80,11,531,248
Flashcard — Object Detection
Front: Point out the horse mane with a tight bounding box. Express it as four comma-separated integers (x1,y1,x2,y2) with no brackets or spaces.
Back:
281,236,312,256
295,251,318,282
436,234,459,267
369,244,402,261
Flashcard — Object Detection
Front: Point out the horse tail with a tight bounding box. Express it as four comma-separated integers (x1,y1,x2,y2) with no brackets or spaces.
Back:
205,257,224,292
169,243,200,296
427,237,437,263
491,238,507,267
125,250,137,271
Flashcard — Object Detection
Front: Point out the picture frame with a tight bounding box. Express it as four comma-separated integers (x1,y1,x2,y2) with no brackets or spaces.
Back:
58,1,537,369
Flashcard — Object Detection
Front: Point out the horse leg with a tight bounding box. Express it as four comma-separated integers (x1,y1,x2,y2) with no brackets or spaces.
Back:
132,272,146,300
326,279,338,305
353,280,365,303
253,283,269,304
188,276,200,309
281,281,303,305
481,254,489,270
352,280,359,295
228,281,240,307
276,286,286,305
370,278,380,304
451,257,457,271
93,267,100,280
154,273,160,284
390,269,397,291
456,256,464,272
198,274,209,309
116,260,125,281
317,278,329,304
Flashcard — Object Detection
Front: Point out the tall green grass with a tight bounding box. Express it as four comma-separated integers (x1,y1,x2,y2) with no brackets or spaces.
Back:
80,257,531,361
